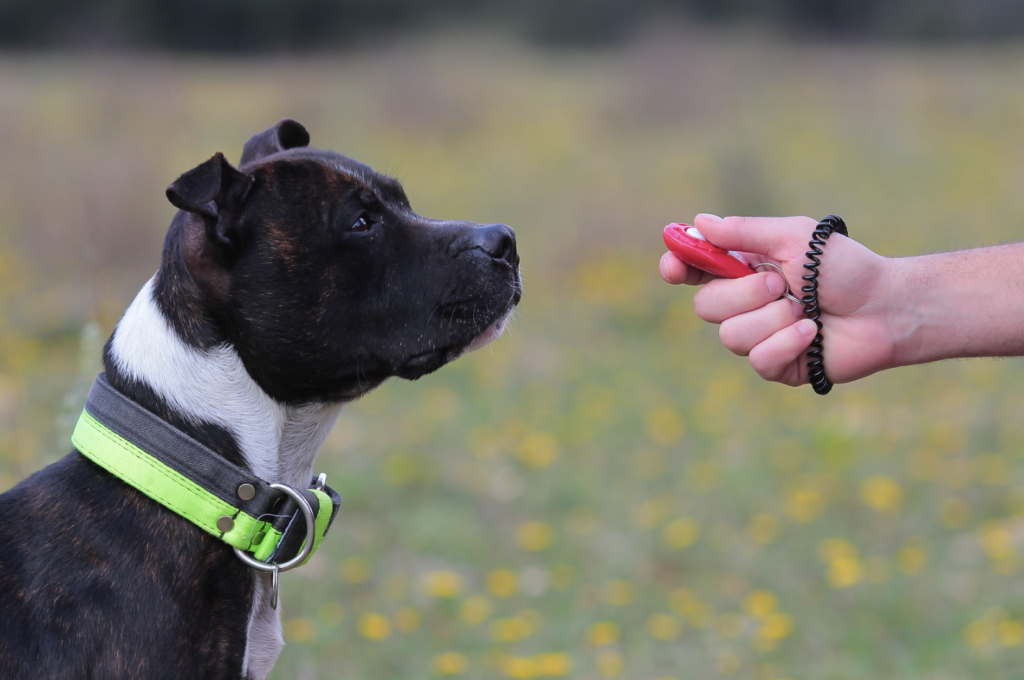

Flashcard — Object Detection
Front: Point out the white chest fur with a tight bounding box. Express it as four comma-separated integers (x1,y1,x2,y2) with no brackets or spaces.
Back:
109,277,344,679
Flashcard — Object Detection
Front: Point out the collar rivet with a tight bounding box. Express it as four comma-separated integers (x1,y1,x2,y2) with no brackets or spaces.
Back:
237,484,256,501
217,515,234,532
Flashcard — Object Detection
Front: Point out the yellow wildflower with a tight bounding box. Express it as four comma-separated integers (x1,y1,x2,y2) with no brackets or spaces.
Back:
999,620,1024,647
981,523,1016,561
488,569,519,598
744,590,778,618
358,612,391,641
645,406,685,444
459,596,492,626
535,653,572,676
433,652,468,675
860,476,903,514
964,619,993,649
786,487,824,522
490,616,536,642
758,613,794,641
662,517,700,549
517,522,553,551
828,557,864,588
501,655,537,679
603,579,634,606
519,432,559,469
897,541,928,576
647,614,680,641
818,538,858,562
670,589,713,627
422,570,463,598
587,621,619,646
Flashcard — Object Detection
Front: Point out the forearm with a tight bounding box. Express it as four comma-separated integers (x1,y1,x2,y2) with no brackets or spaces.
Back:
888,243,1024,367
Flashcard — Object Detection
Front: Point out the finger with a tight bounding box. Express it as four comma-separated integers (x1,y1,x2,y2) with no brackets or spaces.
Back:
694,214,817,260
719,298,805,356
659,251,716,286
693,270,789,324
747,319,818,385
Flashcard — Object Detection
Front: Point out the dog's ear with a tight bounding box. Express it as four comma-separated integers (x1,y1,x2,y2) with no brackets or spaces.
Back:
166,152,253,252
239,118,310,166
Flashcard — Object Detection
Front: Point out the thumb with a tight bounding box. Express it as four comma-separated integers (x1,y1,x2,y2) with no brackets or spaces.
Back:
694,214,817,260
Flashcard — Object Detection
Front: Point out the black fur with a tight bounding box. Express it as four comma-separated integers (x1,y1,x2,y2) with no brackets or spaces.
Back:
239,118,309,167
161,144,520,404
0,119,520,679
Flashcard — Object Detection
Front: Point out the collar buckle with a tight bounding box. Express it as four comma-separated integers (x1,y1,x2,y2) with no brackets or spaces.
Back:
233,482,318,609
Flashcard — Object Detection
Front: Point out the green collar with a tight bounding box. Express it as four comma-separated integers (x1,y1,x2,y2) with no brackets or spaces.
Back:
72,373,341,605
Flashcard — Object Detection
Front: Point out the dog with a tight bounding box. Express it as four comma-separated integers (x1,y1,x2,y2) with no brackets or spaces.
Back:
0,119,521,680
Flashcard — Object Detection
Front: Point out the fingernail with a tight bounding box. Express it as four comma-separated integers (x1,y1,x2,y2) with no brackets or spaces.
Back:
696,213,722,224
798,319,817,338
765,272,785,297
658,252,673,282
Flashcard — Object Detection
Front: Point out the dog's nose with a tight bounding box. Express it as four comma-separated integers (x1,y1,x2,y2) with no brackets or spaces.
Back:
451,224,518,265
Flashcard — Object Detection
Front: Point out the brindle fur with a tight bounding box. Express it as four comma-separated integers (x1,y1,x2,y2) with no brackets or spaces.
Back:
0,119,520,679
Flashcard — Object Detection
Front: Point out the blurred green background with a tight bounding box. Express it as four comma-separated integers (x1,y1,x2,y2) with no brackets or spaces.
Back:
4,6,1024,680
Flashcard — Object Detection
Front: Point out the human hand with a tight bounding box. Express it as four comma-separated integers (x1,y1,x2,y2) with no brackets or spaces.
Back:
660,214,898,386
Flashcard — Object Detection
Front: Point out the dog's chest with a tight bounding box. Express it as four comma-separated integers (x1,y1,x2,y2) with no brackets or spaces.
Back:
243,575,285,680
110,281,348,676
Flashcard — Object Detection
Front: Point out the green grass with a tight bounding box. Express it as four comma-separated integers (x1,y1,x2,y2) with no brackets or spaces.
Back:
3,33,1024,680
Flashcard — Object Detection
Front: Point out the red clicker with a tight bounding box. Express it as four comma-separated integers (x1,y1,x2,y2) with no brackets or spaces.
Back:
662,223,754,279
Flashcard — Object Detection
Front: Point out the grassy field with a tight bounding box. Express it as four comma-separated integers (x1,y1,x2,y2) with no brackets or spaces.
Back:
3,32,1024,680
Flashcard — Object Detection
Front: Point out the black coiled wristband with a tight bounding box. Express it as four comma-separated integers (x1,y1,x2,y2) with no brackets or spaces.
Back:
801,215,848,395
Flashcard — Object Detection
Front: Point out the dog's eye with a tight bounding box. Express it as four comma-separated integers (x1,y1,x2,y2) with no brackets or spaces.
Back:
351,216,373,233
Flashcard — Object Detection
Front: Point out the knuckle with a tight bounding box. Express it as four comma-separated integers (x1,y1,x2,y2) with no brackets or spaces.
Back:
719,321,750,357
758,271,782,301
748,345,784,381
781,373,804,387
692,287,721,322
796,215,819,232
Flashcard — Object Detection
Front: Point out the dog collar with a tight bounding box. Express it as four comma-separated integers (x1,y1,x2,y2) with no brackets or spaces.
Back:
71,373,341,605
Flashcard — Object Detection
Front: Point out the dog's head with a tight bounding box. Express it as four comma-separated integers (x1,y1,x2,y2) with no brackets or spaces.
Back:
158,119,521,404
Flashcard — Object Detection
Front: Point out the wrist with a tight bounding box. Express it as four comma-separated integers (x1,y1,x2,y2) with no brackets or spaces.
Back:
883,255,928,369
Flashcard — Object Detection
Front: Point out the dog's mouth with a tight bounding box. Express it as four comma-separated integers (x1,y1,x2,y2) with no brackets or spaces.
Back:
462,282,520,354
395,284,519,381
396,311,514,380
465,312,511,352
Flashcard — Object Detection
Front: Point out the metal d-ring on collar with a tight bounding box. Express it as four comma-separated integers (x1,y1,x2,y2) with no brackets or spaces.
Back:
234,482,318,609
71,373,343,613
752,262,802,304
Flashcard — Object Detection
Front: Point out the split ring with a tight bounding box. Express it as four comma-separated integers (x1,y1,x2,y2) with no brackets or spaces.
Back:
752,262,801,305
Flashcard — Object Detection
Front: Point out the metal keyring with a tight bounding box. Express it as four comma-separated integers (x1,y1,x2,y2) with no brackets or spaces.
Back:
233,482,316,574
753,262,802,304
